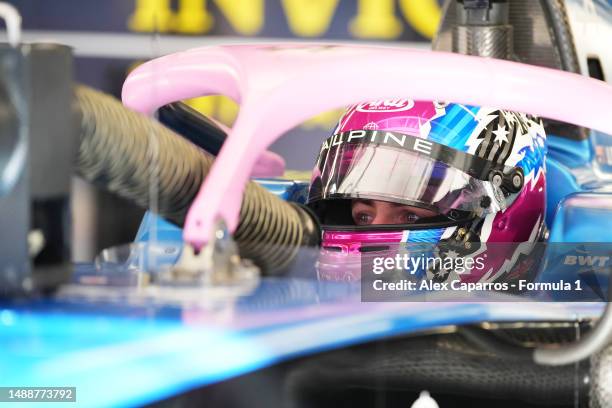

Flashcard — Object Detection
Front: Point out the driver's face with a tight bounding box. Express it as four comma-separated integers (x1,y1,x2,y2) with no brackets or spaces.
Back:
351,199,438,225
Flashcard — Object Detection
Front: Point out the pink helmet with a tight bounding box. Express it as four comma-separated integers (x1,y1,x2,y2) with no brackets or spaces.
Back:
306,99,547,283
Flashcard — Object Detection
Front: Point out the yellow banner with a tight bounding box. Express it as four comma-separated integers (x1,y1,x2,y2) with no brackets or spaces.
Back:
129,1,442,129
130,0,441,40
282,0,340,37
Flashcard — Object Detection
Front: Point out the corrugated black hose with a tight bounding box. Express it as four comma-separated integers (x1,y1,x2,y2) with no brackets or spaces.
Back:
74,85,320,275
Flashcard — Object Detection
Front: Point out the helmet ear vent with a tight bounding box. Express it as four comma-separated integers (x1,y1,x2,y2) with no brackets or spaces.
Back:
488,167,524,194
489,170,504,187
507,168,525,193
501,167,525,194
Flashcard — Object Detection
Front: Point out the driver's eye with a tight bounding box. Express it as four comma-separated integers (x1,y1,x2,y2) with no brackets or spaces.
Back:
355,212,374,225
399,212,420,224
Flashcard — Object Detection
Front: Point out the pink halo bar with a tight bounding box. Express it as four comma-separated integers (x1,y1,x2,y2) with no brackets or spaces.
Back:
122,43,612,249
207,113,286,177
252,150,285,177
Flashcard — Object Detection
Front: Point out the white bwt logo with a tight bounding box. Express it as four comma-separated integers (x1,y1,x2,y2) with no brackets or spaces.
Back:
564,255,610,267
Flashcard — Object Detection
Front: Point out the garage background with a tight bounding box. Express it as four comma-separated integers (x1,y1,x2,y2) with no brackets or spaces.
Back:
1,0,439,259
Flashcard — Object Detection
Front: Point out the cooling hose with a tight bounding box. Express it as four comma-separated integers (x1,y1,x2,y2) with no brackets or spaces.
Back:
540,0,581,74
590,342,612,408
74,85,320,275
533,277,612,366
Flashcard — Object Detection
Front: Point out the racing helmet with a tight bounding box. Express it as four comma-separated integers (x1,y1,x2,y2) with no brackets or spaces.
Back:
306,99,547,283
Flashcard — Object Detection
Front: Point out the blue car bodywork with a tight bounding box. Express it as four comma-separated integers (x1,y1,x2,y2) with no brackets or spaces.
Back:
2,0,612,404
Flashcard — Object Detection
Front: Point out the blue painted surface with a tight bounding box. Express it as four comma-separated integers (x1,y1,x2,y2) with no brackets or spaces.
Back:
548,193,612,243
253,178,310,203
0,281,604,407
544,135,592,226
545,158,582,226
536,242,611,301
0,307,268,408
547,135,592,168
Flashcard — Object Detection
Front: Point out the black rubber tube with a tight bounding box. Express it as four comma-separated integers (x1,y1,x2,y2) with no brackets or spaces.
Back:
533,277,612,366
74,85,320,275
540,0,581,74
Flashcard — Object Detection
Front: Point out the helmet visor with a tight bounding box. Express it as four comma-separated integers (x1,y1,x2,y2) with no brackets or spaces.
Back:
308,132,511,226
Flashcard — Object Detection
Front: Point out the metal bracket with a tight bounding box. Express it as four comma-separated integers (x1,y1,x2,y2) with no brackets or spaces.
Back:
164,220,260,286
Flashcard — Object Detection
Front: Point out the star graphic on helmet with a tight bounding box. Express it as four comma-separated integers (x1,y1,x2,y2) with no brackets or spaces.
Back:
502,111,517,125
493,124,509,144
528,120,547,138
